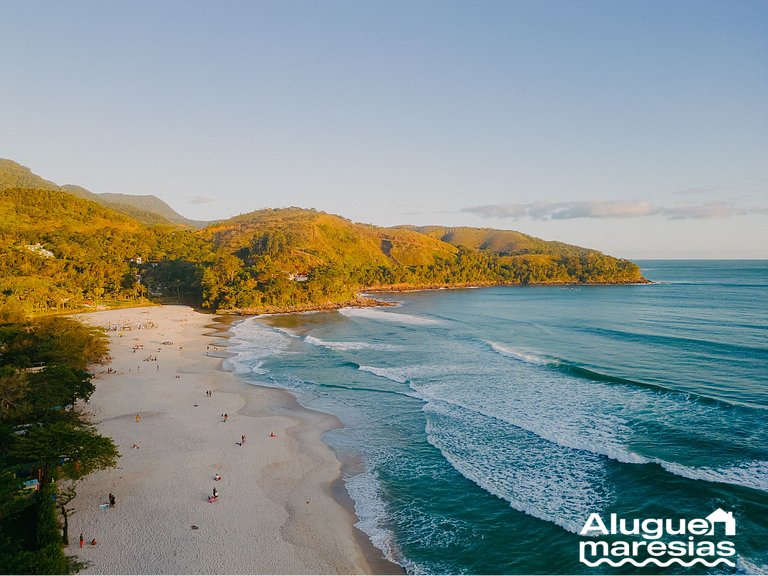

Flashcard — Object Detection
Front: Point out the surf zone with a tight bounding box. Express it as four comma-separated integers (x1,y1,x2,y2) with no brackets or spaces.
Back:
578,509,737,568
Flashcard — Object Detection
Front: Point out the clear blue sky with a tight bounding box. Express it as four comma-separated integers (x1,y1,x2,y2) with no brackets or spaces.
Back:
2,0,767,258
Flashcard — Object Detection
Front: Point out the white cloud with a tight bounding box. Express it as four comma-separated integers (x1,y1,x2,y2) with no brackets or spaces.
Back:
462,200,767,221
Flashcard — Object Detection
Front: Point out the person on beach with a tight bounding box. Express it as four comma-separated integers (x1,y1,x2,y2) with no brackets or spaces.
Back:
224,413,228,422
79,533,84,548
108,493,116,507
135,414,140,422
241,435,246,445
212,487,218,499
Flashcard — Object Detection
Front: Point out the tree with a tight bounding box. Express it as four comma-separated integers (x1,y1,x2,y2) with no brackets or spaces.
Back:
0,369,28,421
8,420,119,544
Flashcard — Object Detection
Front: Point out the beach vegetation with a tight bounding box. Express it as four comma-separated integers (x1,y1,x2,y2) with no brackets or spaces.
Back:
0,316,117,573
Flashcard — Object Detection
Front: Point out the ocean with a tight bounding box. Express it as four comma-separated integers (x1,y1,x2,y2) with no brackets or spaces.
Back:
225,260,768,574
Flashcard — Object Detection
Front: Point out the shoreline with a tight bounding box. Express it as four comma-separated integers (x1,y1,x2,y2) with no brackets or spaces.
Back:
212,314,403,575
213,279,651,316
67,305,399,574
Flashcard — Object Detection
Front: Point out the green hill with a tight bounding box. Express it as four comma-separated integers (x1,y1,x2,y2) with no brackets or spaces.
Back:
404,225,592,257
0,159,60,191
60,185,173,226
204,208,457,270
0,187,158,313
193,207,645,312
0,159,207,228
195,208,462,310
61,186,209,229
0,160,646,316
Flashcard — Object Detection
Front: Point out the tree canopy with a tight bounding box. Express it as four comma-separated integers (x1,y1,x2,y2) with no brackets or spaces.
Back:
0,316,117,573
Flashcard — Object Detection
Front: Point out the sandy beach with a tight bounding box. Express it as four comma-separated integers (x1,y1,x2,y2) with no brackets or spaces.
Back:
66,305,391,574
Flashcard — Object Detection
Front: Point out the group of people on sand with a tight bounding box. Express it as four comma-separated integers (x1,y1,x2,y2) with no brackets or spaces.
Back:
79,493,116,548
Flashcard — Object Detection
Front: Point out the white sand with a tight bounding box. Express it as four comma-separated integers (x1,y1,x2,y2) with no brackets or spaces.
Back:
66,305,381,574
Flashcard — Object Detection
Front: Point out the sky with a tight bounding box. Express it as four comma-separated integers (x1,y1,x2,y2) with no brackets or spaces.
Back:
2,0,767,259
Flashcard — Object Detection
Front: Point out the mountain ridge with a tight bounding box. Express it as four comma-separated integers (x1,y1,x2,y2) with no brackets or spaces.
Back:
1,159,208,228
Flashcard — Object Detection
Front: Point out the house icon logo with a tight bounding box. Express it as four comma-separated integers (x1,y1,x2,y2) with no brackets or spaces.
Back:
706,508,736,536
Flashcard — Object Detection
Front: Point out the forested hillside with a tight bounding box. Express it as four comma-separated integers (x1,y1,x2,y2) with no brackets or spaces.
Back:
0,161,646,316
0,187,209,314
1,160,205,228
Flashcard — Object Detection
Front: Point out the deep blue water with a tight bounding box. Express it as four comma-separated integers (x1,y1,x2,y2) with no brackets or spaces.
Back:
226,260,768,574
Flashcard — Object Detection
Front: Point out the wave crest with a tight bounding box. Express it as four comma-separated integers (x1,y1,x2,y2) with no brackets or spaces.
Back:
485,341,551,365
304,334,400,352
339,307,442,325
359,365,409,384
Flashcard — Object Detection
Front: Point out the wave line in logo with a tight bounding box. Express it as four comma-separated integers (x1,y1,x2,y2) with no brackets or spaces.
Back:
580,556,736,568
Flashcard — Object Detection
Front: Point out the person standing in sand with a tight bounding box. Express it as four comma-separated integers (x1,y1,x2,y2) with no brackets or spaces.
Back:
241,435,246,445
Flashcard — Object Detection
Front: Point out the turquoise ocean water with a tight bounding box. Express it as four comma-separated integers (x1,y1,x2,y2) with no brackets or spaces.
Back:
226,260,768,574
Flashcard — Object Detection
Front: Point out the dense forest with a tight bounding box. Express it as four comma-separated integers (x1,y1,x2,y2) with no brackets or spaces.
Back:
1,160,646,316
0,313,118,573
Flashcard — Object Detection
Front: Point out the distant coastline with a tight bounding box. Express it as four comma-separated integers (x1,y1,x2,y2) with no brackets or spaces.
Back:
214,277,652,315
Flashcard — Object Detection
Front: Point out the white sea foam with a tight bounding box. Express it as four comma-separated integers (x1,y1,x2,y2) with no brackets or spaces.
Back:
339,307,442,325
424,400,612,534
227,318,295,375
659,460,768,493
412,374,651,466
357,363,467,385
358,365,408,384
304,334,400,352
737,556,768,575
485,340,551,365
345,471,408,571
410,354,768,487
271,325,302,338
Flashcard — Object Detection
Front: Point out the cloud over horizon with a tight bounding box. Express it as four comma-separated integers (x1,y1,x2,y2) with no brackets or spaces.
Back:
462,200,767,221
